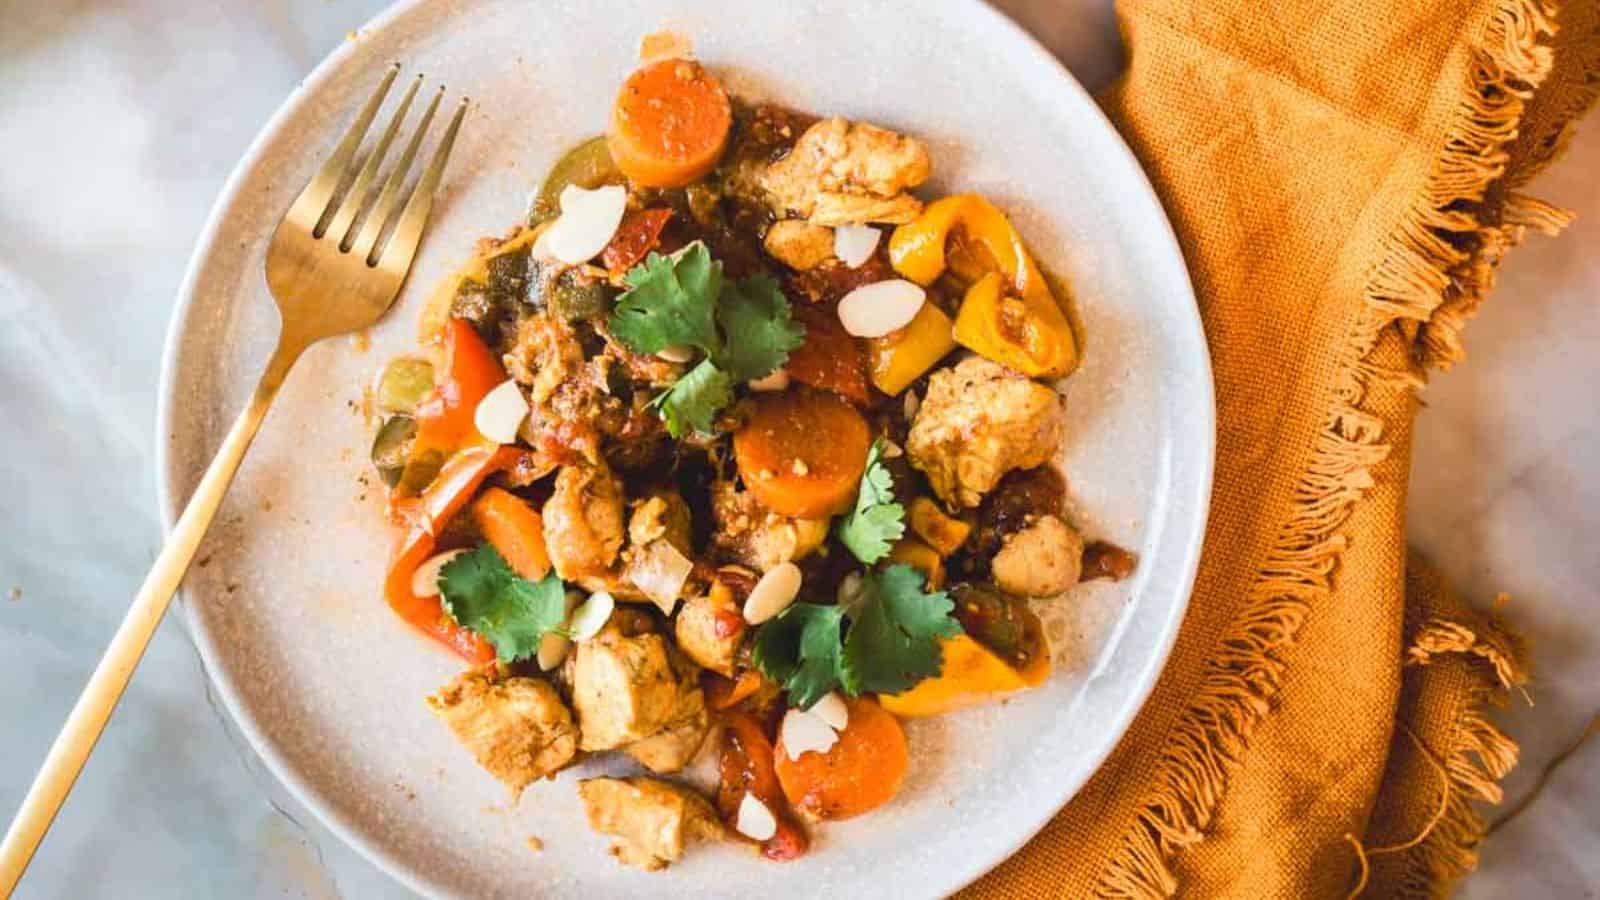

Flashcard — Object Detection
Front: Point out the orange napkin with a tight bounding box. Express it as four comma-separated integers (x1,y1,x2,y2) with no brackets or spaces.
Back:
967,0,1600,896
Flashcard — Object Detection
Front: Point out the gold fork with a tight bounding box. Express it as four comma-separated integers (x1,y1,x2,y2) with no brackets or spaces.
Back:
0,66,467,892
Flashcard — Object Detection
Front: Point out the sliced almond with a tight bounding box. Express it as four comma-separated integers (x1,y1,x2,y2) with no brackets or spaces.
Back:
410,549,466,598
568,591,615,642
474,379,529,444
734,793,778,841
656,344,695,364
837,279,926,338
780,707,838,760
748,368,790,392
809,692,849,731
537,591,582,670
833,224,880,268
743,562,802,625
545,184,628,264
835,571,865,612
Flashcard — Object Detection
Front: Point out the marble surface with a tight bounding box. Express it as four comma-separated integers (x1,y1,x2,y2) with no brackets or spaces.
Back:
0,1,1592,897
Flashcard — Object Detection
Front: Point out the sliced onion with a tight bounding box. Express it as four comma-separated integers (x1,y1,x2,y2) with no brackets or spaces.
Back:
411,549,466,598
743,562,802,625
780,707,838,760
568,591,615,642
735,793,778,841
833,224,880,268
626,539,694,616
473,379,529,444
545,184,627,264
809,692,849,731
837,279,926,338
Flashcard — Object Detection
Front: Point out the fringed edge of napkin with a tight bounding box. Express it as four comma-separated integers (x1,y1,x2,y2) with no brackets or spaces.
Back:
1094,0,1586,895
1347,577,1531,899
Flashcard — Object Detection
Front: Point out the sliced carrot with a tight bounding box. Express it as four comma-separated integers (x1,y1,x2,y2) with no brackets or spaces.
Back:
607,58,732,188
786,302,870,405
774,696,908,820
732,388,871,519
469,487,550,581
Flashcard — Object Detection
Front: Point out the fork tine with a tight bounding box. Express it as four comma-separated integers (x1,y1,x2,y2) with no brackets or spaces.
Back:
349,87,443,262
284,64,400,229
325,74,422,249
371,98,468,269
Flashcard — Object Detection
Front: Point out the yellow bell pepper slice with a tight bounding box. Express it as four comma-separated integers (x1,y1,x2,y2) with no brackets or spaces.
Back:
952,271,1078,380
884,536,945,591
867,303,957,396
907,497,971,556
888,194,1078,378
879,628,1052,718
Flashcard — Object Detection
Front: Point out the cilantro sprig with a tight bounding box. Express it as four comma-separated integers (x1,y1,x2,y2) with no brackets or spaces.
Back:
608,242,804,436
836,438,906,564
437,544,568,663
750,564,962,707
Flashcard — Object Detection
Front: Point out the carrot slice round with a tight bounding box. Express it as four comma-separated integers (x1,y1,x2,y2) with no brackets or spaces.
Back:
774,696,909,820
732,388,871,519
607,58,732,188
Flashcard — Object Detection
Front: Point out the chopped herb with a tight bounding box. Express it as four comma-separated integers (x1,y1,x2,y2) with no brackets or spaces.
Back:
438,545,568,663
836,439,906,564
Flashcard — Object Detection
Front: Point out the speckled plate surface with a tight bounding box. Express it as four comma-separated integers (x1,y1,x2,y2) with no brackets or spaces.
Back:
156,1,1212,896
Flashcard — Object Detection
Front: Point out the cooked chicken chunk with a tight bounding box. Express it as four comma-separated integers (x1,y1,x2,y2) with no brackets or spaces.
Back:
709,480,829,571
578,776,724,871
571,622,704,753
991,514,1085,597
762,117,931,226
543,462,625,580
907,356,1065,508
625,683,711,773
674,577,745,676
763,219,835,270
425,669,577,797
628,492,694,557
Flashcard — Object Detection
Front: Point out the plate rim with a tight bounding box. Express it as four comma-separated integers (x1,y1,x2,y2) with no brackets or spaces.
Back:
154,1,1213,896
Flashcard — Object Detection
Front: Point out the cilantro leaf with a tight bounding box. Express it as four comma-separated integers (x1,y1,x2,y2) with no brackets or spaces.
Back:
715,273,805,381
437,544,568,663
837,439,906,564
609,242,723,355
610,241,806,436
839,565,962,695
750,602,846,710
649,358,733,438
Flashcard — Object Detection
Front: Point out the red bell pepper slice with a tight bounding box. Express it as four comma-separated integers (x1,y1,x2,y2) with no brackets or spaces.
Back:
600,207,673,276
405,318,507,484
383,443,525,663
717,713,809,861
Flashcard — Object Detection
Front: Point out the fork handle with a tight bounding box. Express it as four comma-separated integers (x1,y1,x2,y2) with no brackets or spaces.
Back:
0,340,302,893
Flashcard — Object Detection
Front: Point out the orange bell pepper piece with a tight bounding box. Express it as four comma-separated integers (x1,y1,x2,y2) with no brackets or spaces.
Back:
878,617,1051,718
383,444,525,664
887,194,1078,378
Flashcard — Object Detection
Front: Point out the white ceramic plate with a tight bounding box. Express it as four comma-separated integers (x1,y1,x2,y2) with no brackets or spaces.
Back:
157,1,1212,896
